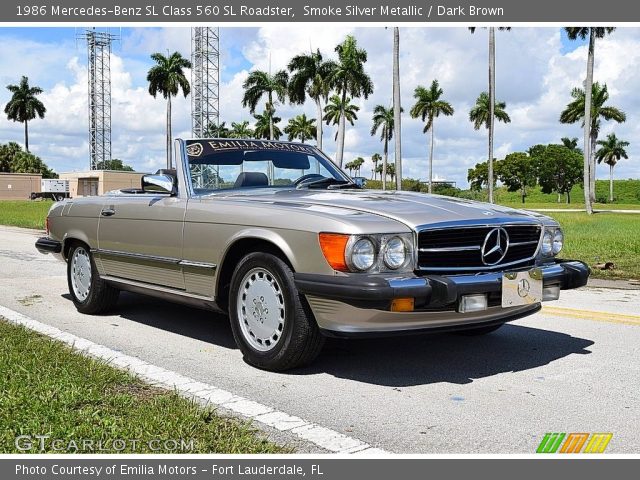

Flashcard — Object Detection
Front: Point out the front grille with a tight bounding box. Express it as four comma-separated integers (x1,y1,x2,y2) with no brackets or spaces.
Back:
417,224,541,271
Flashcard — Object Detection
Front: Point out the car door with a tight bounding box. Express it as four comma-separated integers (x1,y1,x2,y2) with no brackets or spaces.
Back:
95,195,186,290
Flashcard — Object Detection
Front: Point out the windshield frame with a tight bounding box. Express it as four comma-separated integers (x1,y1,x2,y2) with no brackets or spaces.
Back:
183,138,352,196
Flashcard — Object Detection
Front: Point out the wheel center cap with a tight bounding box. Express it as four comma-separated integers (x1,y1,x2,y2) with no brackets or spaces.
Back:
252,296,269,323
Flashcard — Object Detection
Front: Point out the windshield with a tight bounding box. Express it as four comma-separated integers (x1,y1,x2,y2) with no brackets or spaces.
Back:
184,139,350,194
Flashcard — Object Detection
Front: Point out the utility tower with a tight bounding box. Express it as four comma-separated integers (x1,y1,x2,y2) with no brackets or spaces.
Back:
191,27,220,188
191,27,220,138
79,28,118,170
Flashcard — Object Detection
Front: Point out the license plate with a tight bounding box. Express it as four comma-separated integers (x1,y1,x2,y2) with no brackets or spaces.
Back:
502,268,543,308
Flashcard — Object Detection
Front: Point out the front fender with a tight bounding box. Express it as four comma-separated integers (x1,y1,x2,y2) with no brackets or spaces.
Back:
215,227,334,296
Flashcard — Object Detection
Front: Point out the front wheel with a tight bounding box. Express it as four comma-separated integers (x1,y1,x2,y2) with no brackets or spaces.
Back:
229,252,324,371
67,243,119,314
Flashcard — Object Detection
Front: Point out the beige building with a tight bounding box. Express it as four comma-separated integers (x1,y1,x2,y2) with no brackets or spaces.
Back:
59,171,148,198
0,173,42,200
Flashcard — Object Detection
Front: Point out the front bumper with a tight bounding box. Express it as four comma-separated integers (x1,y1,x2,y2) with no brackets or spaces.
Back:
35,237,62,255
295,260,589,336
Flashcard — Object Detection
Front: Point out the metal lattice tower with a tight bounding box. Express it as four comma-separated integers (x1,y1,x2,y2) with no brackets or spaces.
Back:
79,28,117,170
191,27,220,188
191,27,220,138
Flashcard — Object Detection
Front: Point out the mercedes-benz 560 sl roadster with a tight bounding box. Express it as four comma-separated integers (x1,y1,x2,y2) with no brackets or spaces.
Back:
36,139,589,371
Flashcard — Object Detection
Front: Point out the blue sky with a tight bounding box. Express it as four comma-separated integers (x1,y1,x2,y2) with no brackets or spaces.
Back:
0,26,637,187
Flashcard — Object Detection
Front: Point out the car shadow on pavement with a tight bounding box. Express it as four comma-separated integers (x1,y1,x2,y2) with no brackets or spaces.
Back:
302,324,594,386
62,291,238,349
63,292,594,386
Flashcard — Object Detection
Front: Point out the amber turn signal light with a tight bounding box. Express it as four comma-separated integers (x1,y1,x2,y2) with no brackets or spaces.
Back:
318,233,349,271
390,297,415,312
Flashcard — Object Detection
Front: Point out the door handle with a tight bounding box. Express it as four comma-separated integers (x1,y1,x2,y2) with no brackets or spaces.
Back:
100,208,116,217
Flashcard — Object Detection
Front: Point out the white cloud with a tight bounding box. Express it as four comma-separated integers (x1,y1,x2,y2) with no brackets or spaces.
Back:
1,26,639,185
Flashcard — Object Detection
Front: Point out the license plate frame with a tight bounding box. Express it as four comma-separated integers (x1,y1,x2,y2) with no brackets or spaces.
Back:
502,268,543,308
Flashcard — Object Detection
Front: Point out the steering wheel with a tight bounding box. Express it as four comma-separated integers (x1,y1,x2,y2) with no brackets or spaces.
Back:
293,173,325,186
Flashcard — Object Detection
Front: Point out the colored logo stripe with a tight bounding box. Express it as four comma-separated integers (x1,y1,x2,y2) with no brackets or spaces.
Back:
584,433,613,453
560,433,589,453
537,433,565,453
537,433,613,453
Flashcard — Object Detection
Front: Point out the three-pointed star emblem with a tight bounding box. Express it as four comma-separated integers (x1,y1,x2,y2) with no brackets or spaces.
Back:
481,227,510,265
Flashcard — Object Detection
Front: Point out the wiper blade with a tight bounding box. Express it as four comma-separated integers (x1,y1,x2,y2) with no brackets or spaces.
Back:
327,181,358,190
297,177,353,189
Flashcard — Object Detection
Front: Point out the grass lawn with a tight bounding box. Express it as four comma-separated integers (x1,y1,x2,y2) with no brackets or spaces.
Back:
545,212,640,281
0,320,286,454
494,180,640,206
0,200,52,229
500,202,640,211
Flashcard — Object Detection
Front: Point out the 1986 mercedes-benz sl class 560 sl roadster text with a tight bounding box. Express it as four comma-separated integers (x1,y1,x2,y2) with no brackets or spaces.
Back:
36,139,589,371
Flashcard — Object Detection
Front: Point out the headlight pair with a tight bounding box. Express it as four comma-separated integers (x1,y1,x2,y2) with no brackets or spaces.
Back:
319,233,414,273
541,227,563,256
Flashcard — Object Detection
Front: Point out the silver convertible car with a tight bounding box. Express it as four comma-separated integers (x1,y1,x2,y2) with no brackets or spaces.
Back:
36,139,589,371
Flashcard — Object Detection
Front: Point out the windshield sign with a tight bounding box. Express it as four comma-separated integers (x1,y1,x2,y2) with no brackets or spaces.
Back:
184,139,348,194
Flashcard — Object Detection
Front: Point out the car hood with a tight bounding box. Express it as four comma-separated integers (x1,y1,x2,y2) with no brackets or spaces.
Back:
214,188,548,229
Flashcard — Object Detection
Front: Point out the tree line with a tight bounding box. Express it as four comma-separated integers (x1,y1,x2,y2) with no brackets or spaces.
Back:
467,134,629,204
0,142,56,178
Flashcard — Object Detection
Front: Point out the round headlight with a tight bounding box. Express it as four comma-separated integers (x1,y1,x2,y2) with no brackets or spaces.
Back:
383,236,406,269
350,237,375,271
541,230,553,255
552,229,564,255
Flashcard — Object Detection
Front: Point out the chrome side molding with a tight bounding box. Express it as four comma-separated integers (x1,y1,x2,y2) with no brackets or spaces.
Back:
178,260,218,270
93,249,216,270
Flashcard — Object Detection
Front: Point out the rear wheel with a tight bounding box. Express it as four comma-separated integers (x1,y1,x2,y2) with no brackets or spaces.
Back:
456,322,505,336
229,252,324,371
67,243,119,314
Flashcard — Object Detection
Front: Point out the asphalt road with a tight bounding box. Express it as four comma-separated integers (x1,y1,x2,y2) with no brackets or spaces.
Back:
1,225,639,453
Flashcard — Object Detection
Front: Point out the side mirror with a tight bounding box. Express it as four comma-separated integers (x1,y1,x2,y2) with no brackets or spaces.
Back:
142,174,177,195
352,177,367,189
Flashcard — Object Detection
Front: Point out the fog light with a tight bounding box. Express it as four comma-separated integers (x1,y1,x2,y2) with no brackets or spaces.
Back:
458,294,488,313
542,285,560,301
391,297,414,312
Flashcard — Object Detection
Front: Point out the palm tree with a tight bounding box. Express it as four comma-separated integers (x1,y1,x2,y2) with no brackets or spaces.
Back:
469,91,510,200
375,163,384,180
4,76,46,152
344,160,355,175
469,92,511,129
284,114,316,143
352,156,365,177
565,27,615,214
386,163,396,183
253,111,282,140
288,49,335,150
561,137,579,151
595,133,629,202
371,105,403,191
560,82,625,209
242,70,288,141
371,153,381,180
204,121,230,138
327,35,374,167
392,27,402,190
0,142,23,172
323,95,359,141
469,27,511,203
410,80,455,193
229,121,254,139
147,52,192,169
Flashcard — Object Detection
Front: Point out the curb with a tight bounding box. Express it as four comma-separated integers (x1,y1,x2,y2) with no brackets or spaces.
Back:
0,304,387,455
